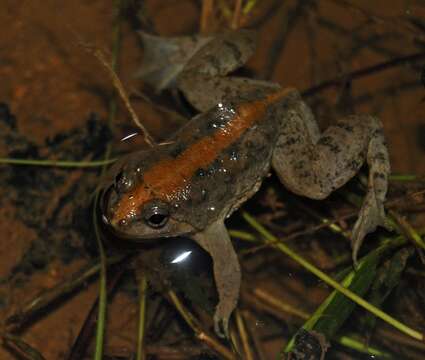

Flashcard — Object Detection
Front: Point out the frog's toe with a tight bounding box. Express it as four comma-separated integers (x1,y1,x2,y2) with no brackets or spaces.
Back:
351,194,391,264
213,311,230,338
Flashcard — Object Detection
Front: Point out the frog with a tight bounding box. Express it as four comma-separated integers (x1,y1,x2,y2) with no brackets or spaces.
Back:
100,30,391,338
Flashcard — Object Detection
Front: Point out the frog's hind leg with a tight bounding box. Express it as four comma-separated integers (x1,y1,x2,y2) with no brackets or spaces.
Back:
179,75,280,112
136,32,214,92
271,91,391,262
177,30,279,112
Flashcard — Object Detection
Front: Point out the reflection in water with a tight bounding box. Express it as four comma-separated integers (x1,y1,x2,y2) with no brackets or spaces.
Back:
121,132,139,142
170,250,193,264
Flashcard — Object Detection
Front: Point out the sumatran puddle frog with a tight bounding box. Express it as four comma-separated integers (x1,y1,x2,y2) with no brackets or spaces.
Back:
100,30,390,337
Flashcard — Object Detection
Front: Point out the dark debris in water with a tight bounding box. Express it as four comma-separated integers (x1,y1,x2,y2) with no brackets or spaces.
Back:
286,329,329,360
0,103,111,280
0,102,17,129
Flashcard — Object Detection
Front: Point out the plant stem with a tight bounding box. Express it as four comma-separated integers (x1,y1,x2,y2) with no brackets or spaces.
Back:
0,158,116,167
242,211,424,341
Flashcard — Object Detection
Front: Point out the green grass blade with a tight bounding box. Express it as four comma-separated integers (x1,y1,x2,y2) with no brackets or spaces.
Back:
242,211,423,342
336,335,392,358
93,1,123,358
389,174,419,181
284,245,382,354
360,247,414,333
0,158,117,167
92,208,107,360
243,0,259,14
136,274,148,360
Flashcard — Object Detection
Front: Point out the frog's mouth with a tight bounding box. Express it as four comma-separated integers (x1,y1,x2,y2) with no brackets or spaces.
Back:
101,216,196,242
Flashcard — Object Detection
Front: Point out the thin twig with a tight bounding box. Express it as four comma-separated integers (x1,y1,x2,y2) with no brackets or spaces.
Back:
329,0,425,44
252,287,310,320
235,310,254,360
200,0,214,33
167,290,236,360
85,44,155,147
2,334,46,360
389,210,425,251
302,51,425,97
263,0,315,80
6,255,125,331
231,0,243,29
242,311,267,360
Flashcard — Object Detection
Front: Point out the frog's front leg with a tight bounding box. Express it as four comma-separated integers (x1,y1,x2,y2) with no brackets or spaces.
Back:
192,220,240,338
272,92,391,262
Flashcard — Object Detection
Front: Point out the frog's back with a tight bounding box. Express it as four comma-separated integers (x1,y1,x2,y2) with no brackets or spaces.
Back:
165,89,292,229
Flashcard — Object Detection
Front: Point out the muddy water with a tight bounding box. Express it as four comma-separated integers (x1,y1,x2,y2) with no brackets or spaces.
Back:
0,1,424,359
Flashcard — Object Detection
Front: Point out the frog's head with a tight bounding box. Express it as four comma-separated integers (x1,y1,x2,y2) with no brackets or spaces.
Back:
100,153,196,240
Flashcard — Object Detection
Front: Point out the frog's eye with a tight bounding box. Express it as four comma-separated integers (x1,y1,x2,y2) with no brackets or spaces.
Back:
143,202,170,229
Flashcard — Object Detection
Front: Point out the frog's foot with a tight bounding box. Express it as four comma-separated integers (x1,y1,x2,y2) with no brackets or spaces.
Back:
192,220,241,338
214,304,232,338
136,32,213,92
351,191,392,264
351,125,392,263
211,274,240,338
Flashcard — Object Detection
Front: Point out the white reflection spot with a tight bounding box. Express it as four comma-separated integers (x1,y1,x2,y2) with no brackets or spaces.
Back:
121,132,138,142
171,250,192,264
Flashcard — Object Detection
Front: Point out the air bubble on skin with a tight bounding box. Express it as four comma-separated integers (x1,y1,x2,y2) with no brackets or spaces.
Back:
228,107,236,115
167,184,191,202
212,122,226,129
230,151,238,161
208,206,216,212
255,320,265,328
119,219,128,227
128,209,137,218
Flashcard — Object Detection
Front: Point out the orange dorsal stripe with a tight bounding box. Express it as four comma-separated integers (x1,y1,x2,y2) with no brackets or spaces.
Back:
112,88,295,223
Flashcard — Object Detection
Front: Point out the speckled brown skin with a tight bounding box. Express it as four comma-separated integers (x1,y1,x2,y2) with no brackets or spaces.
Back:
105,88,293,233
101,30,390,337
